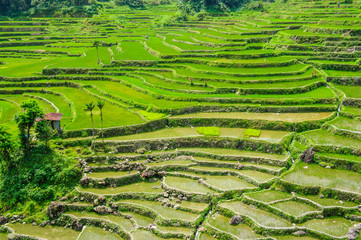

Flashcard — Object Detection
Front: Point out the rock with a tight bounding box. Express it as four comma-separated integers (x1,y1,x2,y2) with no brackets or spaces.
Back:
136,148,147,154
316,215,324,219
94,206,112,215
229,215,243,225
292,230,307,236
93,199,99,206
347,228,359,240
47,202,64,219
177,194,183,200
163,192,169,198
0,216,7,225
59,196,67,201
134,163,144,172
39,221,47,227
79,176,90,186
98,196,106,204
319,194,325,198
174,204,180,210
158,171,167,177
300,147,315,163
32,222,37,226
142,168,156,178
72,220,83,231
98,180,107,186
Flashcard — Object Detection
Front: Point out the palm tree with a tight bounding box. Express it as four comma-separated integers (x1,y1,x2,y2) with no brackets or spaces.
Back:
97,101,105,152
85,102,95,149
93,40,101,61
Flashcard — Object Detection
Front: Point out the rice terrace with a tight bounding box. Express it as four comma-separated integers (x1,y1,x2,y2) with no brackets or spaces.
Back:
0,0,361,239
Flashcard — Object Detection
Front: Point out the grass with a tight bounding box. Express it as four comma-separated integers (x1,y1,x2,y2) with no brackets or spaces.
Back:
303,129,361,149
207,213,262,239
300,217,355,237
203,175,257,191
164,176,216,194
245,190,292,203
117,199,199,221
79,181,163,195
86,171,137,179
78,226,122,240
282,162,361,194
243,128,261,138
172,112,334,122
328,116,361,132
271,200,319,217
196,127,220,136
7,223,80,240
220,201,293,228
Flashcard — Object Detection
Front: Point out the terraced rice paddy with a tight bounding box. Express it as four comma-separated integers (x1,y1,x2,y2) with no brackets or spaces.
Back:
1,0,361,239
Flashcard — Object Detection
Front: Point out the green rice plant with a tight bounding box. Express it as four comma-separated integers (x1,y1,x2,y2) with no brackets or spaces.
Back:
196,127,220,136
243,128,261,138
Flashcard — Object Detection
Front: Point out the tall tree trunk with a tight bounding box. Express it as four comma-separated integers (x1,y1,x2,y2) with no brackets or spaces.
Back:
101,110,105,152
91,112,95,149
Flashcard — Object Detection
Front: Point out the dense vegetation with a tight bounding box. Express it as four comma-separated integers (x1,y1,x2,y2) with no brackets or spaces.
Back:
0,0,361,239
0,0,98,16
0,101,80,222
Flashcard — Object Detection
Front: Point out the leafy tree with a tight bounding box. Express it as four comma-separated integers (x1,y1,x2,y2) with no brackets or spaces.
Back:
0,125,15,166
84,102,95,148
15,100,43,155
97,100,105,152
35,120,56,147
93,40,101,61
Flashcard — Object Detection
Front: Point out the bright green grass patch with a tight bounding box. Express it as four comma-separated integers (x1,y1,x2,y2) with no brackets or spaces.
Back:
245,190,292,203
335,85,361,98
78,226,122,240
207,213,262,239
136,109,167,121
282,161,361,194
243,128,261,138
301,217,355,237
7,223,80,240
271,200,319,217
196,127,220,136
157,226,193,236
220,201,293,228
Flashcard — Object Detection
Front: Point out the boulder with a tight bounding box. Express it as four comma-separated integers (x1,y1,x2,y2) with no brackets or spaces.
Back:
39,221,47,227
300,147,316,163
79,176,90,186
98,196,106,204
229,215,243,225
94,206,112,215
47,202,64,219
0,216,7,225
347,229,359,240
293,230,306,236
142,168,156,178
72,220,83,231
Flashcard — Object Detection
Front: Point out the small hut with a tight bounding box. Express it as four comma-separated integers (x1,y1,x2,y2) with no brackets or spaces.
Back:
36,113,63,131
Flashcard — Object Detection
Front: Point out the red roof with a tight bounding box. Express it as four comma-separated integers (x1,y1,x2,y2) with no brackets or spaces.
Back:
36,113,63,122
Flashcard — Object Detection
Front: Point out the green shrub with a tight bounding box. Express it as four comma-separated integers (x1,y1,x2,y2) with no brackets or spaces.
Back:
243,129,261,138
196,127,220,136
